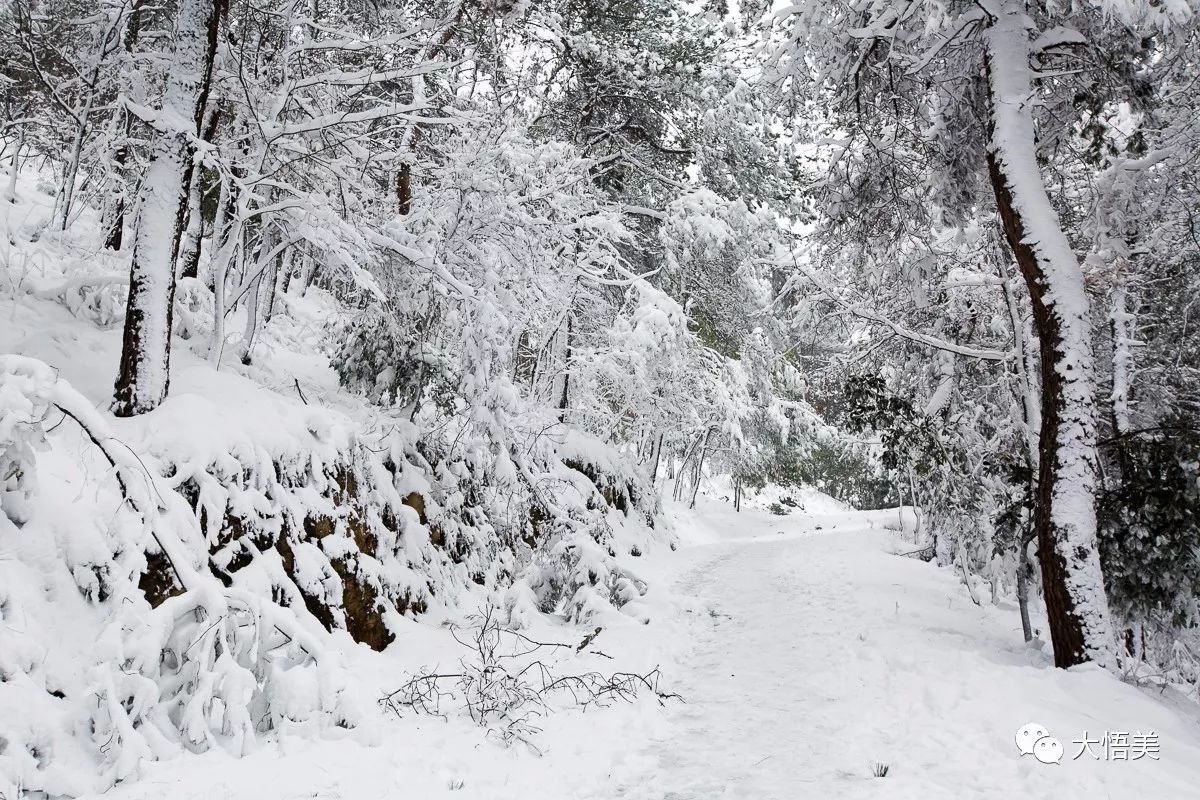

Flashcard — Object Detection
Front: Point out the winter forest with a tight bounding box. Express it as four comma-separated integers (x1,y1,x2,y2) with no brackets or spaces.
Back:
2,0,1200,796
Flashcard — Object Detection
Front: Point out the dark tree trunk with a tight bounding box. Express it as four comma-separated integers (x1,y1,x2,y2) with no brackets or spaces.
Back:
264,248,285,322
104,0,147,251
983,5,1113,668
649,432,664,485
988,153,1102,667
1016,547,1034,642
396,163,412,215
279,249,296,296
177,173,205,280
178,107,221,280
113,0,227,416
557,314,572,422
298,252,319,296
688,428,712,509
104,141,128,251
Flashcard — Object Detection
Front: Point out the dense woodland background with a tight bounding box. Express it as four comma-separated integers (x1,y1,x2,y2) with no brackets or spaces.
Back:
2,0,1200,794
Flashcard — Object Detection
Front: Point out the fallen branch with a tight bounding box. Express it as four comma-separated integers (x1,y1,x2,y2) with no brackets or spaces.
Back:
381,606,679,750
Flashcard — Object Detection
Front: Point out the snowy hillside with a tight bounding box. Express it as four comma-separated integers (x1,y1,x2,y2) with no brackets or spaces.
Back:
42,497,1200,800
5,0,1200,797
0,172,665,795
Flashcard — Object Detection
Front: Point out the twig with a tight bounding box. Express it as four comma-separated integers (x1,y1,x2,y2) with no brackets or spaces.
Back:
381,606,679,747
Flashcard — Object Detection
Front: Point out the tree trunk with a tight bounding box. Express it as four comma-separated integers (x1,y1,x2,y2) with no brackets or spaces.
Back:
673,432,704,502
112,0,226,416
649,432,664,485
3,126,22,203
207,177,232,287
239,268,263,365
208,215,245,367
556,314,572,422
105,0,148,250
57,91,95,231
983,4,1114,668
104,154,127,249
177,165,206,279
279,248,296,296
239,223,279,357
396,163,412,215
1017,542,1035,643
997,251,1040,643
177,106,221,280
297,250,318,296
264,247,284,322
1109,280,1135,441
688,427,712,509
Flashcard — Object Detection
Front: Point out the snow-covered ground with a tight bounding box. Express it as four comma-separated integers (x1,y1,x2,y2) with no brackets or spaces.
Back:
76,494,1200,800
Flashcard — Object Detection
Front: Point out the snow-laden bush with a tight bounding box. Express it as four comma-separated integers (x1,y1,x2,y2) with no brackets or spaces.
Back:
323,126,676,625
506,433,655,624
27,274,129,329
0,356,47,525
0,356,356,795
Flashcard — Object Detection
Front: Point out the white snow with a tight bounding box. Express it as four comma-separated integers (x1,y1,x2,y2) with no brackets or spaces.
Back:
4,20,1200,798
67,494,1200,800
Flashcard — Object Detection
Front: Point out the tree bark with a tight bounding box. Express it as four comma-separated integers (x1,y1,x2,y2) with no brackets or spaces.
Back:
3,126,22,203
264,247,284,322
1016,555,1034,643
177,106,221,280
396,163,412,215
177,165,206,280
104,0,146,250
239,269,263,365
57,92,94,231
983,4,1114,668
688,427,712,509
207,174,232,287
556,314,572,422
112,0,226,416
649,432,664,486
237,223,275,364
104,144,128,250
1108,280,1135,441
297,250,318,296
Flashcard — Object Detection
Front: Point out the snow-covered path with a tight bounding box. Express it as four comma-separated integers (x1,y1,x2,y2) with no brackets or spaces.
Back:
635,504,1200,799
86,500,1200,800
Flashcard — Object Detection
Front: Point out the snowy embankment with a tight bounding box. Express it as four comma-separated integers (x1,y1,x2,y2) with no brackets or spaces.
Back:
1,175,661,797
47,492,1200,800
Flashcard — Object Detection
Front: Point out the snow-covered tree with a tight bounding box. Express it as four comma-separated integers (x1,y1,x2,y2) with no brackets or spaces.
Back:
111,0,225,414
770,0,1200,667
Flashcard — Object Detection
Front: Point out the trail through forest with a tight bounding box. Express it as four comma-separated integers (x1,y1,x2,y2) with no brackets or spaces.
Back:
6,0,1200,796
638,502,1200,799
81,498,1200,800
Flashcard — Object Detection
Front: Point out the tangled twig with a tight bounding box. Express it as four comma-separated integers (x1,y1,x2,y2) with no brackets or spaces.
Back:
380,606,680,751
